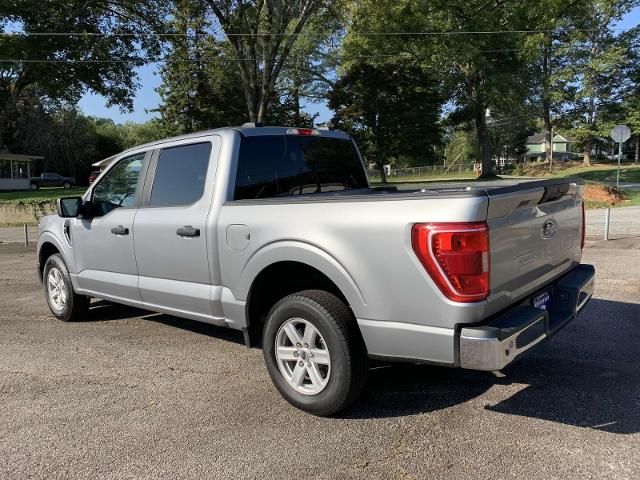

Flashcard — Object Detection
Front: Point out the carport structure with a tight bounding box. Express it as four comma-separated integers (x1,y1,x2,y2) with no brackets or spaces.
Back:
0,153,43,190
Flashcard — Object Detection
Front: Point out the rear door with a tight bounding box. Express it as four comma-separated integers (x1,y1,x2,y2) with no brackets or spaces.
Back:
486,180,583,309
133,137,222,322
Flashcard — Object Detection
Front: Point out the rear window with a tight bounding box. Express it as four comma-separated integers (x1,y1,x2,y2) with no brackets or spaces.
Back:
234,135,368,200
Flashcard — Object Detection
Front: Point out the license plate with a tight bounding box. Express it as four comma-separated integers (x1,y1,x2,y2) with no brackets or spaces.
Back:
533,290,552,310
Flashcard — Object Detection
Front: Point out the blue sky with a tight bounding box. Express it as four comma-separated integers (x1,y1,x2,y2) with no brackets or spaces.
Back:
78,6,640,125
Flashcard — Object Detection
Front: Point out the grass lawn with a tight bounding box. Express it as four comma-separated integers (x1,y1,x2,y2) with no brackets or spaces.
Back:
547,163,640,183
546,164,640,209
0,187,86,203
373,163,640,209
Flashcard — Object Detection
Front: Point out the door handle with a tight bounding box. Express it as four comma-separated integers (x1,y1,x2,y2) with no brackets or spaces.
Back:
176,225,200,237
110,225,129,235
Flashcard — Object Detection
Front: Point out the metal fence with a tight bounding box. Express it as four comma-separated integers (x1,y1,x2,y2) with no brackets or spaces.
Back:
367,163,477,180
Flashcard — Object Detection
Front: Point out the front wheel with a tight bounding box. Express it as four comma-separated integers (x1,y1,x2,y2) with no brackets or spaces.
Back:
263,290,368,416
42,254,89,322
30,182,39,190
63,181,71,189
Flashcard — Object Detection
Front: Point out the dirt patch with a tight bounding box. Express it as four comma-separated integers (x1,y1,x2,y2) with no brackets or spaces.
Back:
583,183,626,206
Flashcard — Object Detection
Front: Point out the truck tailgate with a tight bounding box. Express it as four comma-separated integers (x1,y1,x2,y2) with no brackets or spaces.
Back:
485,179,584,311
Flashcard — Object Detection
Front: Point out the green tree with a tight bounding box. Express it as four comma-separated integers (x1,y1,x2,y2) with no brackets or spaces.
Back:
204,0,332,123
328,61,443,182
157,0,248,133
520,0,588,165
341,0,530,178
557,0,636,165
118,120,168,149
0,0,166,148
621,23,640,163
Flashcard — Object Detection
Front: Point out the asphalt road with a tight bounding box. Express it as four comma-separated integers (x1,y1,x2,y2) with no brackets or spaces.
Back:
0,240,639,480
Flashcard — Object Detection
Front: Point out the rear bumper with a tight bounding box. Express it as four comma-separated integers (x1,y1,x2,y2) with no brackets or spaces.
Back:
459,264,595,371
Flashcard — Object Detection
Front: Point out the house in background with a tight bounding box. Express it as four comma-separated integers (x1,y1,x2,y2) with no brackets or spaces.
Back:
523,133,578,162
0,153,44,190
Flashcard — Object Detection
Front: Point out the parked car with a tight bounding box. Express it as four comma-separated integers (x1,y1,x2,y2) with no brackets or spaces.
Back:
36,125,595,416
30,172,75,190
88,171,100,185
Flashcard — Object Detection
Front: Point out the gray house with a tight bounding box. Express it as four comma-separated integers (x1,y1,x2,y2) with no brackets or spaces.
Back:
524,133,577,162
0,153,43,190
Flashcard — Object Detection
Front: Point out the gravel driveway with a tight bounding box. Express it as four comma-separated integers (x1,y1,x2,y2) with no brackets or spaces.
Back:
0,239,639,480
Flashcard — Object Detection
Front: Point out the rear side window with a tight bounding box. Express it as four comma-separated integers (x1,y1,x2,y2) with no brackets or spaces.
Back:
234,135,368,200
150,142,212,207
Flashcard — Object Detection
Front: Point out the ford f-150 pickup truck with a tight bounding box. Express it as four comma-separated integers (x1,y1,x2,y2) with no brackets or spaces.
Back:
37,125,595,415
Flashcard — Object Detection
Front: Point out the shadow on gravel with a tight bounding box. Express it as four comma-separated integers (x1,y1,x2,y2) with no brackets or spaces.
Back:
486,298,640,434
84,300,245,345
84,297,638,432
342,299,639,432
339,364,495,420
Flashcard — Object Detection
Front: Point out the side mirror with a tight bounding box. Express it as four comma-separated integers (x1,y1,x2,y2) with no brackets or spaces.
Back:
57,197,83,218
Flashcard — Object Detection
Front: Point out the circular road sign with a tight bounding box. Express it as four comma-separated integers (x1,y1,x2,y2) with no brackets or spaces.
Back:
611,124,631,143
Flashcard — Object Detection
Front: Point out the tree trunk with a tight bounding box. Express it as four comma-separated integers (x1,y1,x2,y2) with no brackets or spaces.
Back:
544,118,552,166
635,134,639,164
293,85,301,126
1,96,20,150
475,109,492,178
542,34,553,165
583,141,592,166
0,106,9,150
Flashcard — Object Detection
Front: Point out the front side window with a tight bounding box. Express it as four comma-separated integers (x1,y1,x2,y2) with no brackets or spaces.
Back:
92,153,145,216
234,135,369,200
149,142,212,207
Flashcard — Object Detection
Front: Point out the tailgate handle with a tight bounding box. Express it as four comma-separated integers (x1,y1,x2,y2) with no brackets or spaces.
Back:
176,225,200,237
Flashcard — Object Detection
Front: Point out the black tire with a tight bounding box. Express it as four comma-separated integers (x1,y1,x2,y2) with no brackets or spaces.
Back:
63,181,71,189
42,253,89,322
30,182,39,190
263,289,368,416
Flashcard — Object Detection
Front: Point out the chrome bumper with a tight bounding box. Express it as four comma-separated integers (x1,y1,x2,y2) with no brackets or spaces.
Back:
459,264,595,371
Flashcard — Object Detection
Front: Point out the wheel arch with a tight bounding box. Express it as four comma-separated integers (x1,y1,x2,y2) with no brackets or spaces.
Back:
240,241,367,346
37,233,69,282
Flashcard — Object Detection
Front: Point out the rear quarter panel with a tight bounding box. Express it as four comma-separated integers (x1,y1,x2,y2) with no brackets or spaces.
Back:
217,195,493,329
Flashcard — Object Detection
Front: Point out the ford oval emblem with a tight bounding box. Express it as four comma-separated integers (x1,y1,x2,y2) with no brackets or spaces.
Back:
541,219,557,239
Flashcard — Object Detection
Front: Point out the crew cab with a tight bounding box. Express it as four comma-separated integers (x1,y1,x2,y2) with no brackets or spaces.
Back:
37,125,595,415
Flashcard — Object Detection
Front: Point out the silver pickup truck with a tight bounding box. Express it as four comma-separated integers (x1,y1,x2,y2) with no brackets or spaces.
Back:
37,125,595,415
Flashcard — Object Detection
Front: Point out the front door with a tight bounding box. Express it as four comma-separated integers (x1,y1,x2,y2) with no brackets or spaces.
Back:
133,139,221,322
71,152,148,304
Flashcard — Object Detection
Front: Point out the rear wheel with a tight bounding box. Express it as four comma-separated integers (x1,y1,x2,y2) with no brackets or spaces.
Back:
42,254,89,322
263,289,368,416
30,182,39,190
63,181,71,189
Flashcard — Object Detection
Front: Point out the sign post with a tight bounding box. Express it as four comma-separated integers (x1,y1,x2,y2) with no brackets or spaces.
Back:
610,125,631,188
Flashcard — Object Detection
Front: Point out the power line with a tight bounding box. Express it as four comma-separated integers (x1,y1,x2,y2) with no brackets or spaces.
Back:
0,28,629,38
0,47,544,64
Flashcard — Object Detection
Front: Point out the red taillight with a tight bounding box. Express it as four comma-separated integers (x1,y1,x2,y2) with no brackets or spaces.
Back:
412,222,490,302
581,201,586,250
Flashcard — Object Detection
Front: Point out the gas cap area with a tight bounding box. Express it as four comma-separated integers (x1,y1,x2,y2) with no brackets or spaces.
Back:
226,224,250,251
